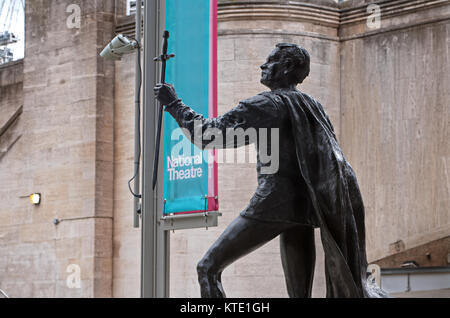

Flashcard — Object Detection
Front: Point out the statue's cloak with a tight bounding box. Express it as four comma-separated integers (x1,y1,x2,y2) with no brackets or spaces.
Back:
264,89,386,298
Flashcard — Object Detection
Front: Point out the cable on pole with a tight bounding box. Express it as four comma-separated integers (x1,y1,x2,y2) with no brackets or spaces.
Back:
6,0,17,31
3,0,12,30
0,1,7,28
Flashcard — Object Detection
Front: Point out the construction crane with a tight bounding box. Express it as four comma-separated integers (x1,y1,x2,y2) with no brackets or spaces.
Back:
0,0,24,64
0,47,12,63
127,0,143,15
0,30,17,45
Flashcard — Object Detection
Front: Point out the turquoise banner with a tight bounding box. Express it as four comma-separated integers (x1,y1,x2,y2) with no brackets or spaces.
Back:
163,0,218,215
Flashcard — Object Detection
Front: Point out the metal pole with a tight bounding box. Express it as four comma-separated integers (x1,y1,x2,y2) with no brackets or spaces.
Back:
141,0,169,298
155,0,170,298
141,0,158,298
133,0,142,229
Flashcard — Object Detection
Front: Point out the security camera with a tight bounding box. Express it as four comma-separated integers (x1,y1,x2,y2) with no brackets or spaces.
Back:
100,34,138,60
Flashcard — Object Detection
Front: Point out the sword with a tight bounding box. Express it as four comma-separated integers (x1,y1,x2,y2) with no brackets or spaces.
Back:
153,30,175,190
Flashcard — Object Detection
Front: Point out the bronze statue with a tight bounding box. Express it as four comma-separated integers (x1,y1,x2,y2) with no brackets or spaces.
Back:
154,43,387,298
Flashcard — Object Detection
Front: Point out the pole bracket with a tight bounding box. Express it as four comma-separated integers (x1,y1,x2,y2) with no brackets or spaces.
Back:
160,211,222,231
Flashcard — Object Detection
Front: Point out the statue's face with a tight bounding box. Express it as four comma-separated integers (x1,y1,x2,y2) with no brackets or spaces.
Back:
260,48,286,89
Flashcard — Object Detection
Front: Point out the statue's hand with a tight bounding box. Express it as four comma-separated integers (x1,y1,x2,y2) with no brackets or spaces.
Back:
153,83,179,106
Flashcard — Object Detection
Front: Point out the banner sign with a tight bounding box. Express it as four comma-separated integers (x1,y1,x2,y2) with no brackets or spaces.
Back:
163,0,218,215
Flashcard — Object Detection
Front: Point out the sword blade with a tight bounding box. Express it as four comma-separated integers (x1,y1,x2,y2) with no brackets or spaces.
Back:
153,30,171,190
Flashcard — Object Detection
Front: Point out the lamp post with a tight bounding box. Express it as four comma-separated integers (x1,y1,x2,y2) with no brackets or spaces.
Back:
141,0,169,298
99,0,168,298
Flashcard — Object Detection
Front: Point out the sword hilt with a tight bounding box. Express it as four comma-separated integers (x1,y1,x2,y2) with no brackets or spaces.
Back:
162,30,169,54
153,53,175,62
152,30,175,190
154,30,174,84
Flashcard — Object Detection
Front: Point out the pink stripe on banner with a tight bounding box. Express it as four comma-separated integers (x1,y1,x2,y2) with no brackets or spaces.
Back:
208,0,219,212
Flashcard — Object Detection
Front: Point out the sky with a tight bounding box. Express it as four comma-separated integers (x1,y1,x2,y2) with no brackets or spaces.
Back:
0,0,25,61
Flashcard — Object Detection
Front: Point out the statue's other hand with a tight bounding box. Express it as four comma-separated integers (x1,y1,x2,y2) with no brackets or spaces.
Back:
153,83,179,106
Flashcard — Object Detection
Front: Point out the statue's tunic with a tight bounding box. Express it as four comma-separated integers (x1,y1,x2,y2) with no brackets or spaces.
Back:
165,91,319,227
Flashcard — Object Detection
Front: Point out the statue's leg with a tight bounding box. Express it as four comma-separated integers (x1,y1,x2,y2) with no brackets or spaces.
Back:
197,215,294,298
280,225,315,297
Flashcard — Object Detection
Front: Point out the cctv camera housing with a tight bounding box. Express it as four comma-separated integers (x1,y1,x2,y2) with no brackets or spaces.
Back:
100,34,138,60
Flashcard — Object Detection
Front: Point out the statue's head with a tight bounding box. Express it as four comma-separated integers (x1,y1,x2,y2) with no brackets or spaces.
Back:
260,43,310,90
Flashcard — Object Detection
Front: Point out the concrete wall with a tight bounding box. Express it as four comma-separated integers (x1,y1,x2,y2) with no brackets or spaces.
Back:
339,0,450,262
0,60,25,295
112,52,141,297
0,61,23,135
0,0,117,297
0,60,23,166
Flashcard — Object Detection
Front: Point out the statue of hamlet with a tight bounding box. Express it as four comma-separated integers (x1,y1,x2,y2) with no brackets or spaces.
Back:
154,43,388,298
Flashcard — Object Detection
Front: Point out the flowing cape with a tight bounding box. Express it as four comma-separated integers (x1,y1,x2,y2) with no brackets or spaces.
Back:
265,89,387,298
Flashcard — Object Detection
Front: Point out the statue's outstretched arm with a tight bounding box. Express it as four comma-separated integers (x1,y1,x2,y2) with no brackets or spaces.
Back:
155,83,278,150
